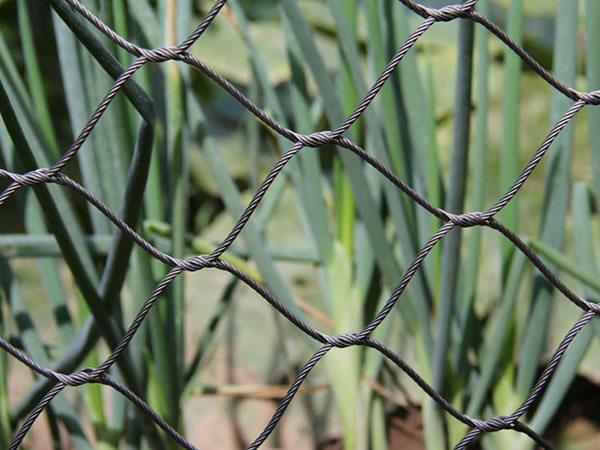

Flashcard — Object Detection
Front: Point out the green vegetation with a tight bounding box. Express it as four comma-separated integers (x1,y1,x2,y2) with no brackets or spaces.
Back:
0,0,597,449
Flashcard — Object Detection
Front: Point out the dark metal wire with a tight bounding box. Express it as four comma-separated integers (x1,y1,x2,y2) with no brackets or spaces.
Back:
0,0,598,448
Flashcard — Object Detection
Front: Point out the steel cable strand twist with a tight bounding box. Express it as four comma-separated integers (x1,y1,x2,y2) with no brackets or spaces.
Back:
484,100,587,218
454,310,597,449
96,373,201,450
9,367,105,450
0,0,598,448
244,286,591,450
227,269,590,450
488,220,600,313
0,171,590,444
0,0,577,229
9,368,202,450
5,0,596,212
62,0,431,143
395,0,478,22
57,0,592,236
68,0,600,139
362,338,555,450
53,0,458,235
1,201,593,450
9,383,67,450
394,0,600,105
8,358,201,450
0,133,455,351
0,0,228,208
0,182,462,446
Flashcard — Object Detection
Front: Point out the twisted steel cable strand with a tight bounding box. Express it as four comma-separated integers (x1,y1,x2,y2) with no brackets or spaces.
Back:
0,0,597,449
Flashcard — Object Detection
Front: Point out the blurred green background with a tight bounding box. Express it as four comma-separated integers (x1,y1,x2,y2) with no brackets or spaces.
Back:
0,0,598,449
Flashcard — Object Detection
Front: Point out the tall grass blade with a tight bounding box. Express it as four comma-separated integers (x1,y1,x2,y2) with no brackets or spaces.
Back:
516,0,578,397
280,0,422,331
466,252,527,416
528,239,600,292
325,242,364,450
586,0,600,202
328,0,433,340
52,13,112,234
184,279,238,386
0,258,91,449
454,0,490,375
386,4,442,292
0,322,9,447
497,0,523,275
0,106,75,349
427,18,474,450
432,15,475,380
24,199,75,344
51,7,130,440
229,0,332,262
189,98,306,322
4,4,164,444
17,1,60,157
367,3,437,353
527,183,600,436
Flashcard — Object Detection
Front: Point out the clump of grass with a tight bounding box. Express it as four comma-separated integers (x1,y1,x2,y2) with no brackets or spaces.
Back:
0,1,596,449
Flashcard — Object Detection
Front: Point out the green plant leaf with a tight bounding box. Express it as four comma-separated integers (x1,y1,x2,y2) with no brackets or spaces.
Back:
516,0,578,398
526,183,600,436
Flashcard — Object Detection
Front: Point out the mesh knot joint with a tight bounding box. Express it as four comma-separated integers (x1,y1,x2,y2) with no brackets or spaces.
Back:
55,367,98,387
424,1,477,22
471,415,512,433
448,211,486,227
139,46,181,63
580,90,600,105
296,131,335,148
11,168,52,187
180,255,211,271
326,331,363,348
586,301,600,314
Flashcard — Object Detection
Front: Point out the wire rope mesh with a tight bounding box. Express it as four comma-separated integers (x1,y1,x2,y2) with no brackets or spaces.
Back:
0,0,599,449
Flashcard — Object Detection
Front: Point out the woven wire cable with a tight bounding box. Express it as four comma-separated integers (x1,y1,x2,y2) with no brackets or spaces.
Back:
1,0,599,448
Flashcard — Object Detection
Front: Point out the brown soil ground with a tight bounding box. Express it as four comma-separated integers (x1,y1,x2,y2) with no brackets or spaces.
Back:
317,374,600,450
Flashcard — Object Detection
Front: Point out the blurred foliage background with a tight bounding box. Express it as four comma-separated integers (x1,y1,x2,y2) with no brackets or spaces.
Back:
0,0,598,449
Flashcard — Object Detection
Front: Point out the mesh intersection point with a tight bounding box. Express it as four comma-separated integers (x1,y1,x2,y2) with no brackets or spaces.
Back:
0,1,597,449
